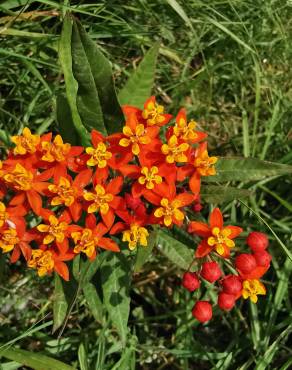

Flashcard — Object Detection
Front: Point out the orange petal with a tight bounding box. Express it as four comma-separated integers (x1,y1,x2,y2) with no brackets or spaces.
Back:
27,190,42,215
189,172,201,194
106,176,123,195
195,240,212,258
225,226,243,239
54,261,69,281
74,169,92,188
210,208,223,229
188,222,210,237
102,209,115,229
175,193,194,207
98,237,120,252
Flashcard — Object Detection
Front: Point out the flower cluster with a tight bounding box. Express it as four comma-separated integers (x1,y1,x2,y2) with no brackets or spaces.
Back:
0,97,218,281
183,213,271,322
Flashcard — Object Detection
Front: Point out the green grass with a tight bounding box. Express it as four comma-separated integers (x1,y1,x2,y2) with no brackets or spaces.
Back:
0,0,292,369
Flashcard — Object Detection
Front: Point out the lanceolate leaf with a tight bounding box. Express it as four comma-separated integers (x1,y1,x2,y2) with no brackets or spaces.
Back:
56,94,79,145
205,157,292,183
71,20,124,135
52,273,68,333
118,43,160,108
59,14,90,146
101,253,131,346
83,282,103,323
0,347,75,370
156,230,193,270
200,185,251,203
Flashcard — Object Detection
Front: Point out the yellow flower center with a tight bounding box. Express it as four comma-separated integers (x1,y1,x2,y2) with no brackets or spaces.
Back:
161,135,189,164
142,100,165,126
154,198,184,227
86,142,112,168
41,135,71,162
28,249,54,277
194,150,217,176
48,177,77,207
83,185,113,214
122,224,149,250
174,118,198,141
4,163,33,191
37,215,68,244
207,227,235,255
138,166,162,189
0,201,8,228
0,228,19,253
71,228,98,258
242,279,266,303
11,127,40,155
119,124,151,155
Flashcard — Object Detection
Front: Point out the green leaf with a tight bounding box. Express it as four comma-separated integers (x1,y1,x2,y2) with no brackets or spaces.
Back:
101,253,131,345
52,273,68,333
134,229,157,273
59,14,90,146
78,342,89,370
156,230,193,270
118,44,160,108
205,157,292,182
83,282,103,323
71,20,124,135
0,347,75,370
56,94,79,145
200,185,251,203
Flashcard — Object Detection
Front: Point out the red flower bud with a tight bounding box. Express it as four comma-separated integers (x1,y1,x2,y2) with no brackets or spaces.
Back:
192,301,212,322
201,261,222,283
247,232,268,252
125,193,143,210
254,251,272,267
235,254,257,274
221,275,242,295
218,292,236,311
182,272,201,292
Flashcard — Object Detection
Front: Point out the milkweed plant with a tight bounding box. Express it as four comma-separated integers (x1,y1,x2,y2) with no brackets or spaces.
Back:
1,14,291,335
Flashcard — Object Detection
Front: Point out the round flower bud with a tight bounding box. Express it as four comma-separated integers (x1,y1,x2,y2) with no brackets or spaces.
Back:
221,275,242,295
247,232,268,252
192,301,212,322
201,261,222,283
218,292,236,311
254,251,272,267
235,254,257,274
182,272,201,292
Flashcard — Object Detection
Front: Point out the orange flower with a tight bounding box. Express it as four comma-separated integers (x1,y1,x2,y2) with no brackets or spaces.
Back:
36,211,76,254
110,210,149,250
3,163,50,215
119,113,159,156
11,127,40,155
161,135,189,164
48,169,92,222
85,130,112,169
83,176,123,229
0,228,19,253
37,215,68,245
142,96,172,127
145,183,194,227
27,247,73,281
72,219,120,260
173,109,207,143
188,208,242,258
242,279,266,303
186,142,218,194
40,133,83,180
